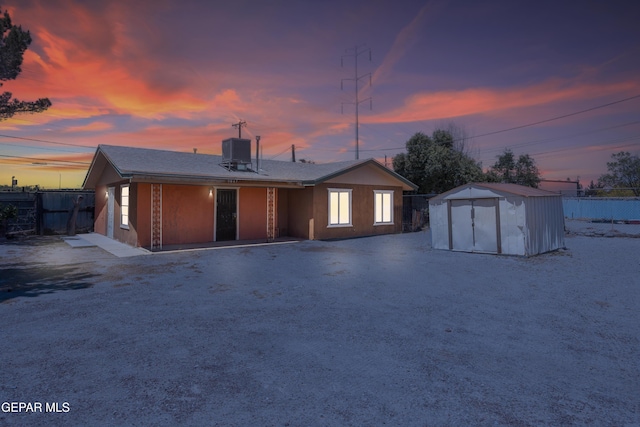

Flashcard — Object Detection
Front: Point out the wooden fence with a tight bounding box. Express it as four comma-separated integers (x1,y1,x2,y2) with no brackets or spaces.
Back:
0,190,95,235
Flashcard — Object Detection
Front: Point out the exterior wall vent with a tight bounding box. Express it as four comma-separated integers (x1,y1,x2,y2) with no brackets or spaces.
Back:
222,138,252,171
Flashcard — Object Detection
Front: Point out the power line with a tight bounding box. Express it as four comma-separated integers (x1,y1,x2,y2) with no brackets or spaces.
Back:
0,133,95,149
468,93,640,141
0,141,91,154
267,145,292,160
0,153,91,165
531,135,640,159
479,119,640,156
355,93,640,153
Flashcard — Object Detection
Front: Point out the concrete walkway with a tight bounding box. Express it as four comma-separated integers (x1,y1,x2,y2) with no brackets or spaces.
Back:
62,233,300,258
62,233,150,258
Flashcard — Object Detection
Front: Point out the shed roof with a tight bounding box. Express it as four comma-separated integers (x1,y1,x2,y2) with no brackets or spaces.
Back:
83,144,417,190
430,183,562,202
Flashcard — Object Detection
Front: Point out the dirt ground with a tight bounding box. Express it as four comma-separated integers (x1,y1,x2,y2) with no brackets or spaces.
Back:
1,221,639,426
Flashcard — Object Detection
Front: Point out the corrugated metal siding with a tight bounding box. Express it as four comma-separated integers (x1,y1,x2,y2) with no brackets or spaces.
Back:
499,197,526,256
428,199,449,250
563,198,640,221
430,185,564,256
524,196,565,256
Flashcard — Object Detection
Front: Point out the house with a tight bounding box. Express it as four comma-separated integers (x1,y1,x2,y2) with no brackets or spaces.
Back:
82,141,417,250
429,183,565,256
538,179,580,197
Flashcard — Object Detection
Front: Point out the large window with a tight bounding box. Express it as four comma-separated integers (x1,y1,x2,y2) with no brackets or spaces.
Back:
374,190,393,224
328,188,352,226
120,184,129,229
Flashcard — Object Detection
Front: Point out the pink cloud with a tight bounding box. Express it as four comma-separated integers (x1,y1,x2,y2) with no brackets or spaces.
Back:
365,79,640,124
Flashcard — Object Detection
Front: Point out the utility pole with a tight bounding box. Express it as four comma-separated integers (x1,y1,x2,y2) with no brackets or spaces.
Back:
232,120,247,138
291,144,296,162
341,45,372,160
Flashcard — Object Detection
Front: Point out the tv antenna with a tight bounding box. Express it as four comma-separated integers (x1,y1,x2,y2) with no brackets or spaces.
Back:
232,120,247,138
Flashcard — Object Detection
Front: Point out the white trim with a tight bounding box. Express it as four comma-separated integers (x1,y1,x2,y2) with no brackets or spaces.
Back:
373,190,394,225
107,186,115,238
327,188,352,227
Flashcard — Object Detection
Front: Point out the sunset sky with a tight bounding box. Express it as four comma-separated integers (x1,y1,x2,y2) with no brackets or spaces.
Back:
1,0,639,189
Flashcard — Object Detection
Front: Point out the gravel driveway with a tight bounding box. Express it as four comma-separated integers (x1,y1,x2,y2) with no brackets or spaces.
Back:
1,226,639,426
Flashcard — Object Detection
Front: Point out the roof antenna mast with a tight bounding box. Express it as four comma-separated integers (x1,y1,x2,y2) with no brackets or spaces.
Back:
232,120,247,138
341,45,372,160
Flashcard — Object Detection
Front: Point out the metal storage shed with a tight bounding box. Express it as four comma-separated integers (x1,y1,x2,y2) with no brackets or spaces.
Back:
429,183,565,256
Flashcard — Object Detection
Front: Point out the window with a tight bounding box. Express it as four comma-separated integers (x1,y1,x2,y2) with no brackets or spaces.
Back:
120,184,129,229
374,190,393,224
328,188,352,226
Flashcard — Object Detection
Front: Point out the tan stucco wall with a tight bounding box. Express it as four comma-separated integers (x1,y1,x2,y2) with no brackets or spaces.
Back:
324,163,405,187
111,182,139,248
277,188,289,237
162,184,214,246
95,184,107,235
136,183,151,248
239,187,267,240
311,183,402,240
286,187,313,239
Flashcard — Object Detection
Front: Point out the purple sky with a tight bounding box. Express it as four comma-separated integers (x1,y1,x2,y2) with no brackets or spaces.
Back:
1,0,639,188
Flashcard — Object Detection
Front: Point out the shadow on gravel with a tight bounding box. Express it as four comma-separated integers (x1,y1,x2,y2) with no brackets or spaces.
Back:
0,265,96,302
0,235,61,246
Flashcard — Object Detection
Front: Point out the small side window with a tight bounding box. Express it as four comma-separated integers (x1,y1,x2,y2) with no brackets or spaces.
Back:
374,190,393,224
120,184,130,229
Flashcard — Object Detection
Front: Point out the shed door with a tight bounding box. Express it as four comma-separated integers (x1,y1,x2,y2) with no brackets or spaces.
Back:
450,198,498,253
450,200,474,251
472,199,498,253
216,189,237,241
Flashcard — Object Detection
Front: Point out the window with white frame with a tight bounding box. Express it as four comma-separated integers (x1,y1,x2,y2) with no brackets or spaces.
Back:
120,184,129,229
374,190,393,224
328,188,352,226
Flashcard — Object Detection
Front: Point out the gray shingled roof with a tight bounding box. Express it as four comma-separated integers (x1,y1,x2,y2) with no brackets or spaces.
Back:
84,145,417,189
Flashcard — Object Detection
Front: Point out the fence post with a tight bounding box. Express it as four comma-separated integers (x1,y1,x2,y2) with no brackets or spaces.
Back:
66,195,84,236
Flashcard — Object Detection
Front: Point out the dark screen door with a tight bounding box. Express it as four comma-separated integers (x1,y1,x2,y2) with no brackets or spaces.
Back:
216,189,237,241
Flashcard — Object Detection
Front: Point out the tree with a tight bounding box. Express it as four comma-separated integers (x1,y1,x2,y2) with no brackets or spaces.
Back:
0,203,18,236
393,130,485,194
0,9,51,119
487,149,541,188
598,151,640,196
583,180,604,197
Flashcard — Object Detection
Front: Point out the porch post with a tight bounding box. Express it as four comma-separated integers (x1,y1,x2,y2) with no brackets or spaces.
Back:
266,187,276,242
151,183,162,250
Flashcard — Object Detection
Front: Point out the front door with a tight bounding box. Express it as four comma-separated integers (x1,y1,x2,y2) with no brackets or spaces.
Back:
107,187,114,238
216,189,237,241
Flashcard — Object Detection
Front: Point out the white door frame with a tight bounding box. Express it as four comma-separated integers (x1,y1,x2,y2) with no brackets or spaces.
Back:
107,186,115,238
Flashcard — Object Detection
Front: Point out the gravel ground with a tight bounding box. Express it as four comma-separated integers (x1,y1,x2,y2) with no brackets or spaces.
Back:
1,222,639,426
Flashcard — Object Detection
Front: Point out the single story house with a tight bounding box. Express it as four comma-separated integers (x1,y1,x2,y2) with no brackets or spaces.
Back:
538,179,580,197
429,183,565,256
82,141,417,250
